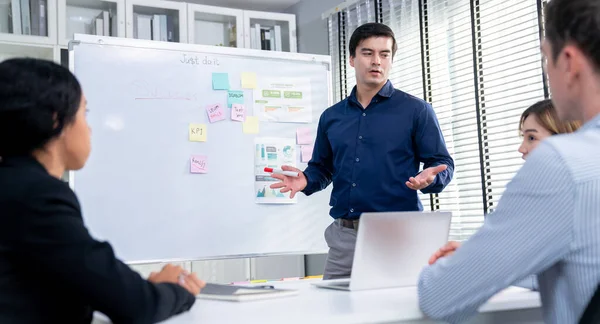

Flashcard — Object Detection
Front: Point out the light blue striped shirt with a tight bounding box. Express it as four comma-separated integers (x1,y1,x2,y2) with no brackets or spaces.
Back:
418,114,600,324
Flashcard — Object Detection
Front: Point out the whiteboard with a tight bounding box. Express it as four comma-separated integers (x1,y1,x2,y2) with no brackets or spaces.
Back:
70,35,333,263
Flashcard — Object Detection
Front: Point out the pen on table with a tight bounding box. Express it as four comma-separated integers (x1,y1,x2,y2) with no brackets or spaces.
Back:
264,167,299,177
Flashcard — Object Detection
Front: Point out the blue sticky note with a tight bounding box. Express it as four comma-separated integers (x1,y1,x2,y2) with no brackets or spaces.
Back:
212,73,229,90
227,90,244,108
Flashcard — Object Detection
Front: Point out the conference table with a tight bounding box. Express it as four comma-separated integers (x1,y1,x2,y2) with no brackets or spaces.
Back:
94,279,543,323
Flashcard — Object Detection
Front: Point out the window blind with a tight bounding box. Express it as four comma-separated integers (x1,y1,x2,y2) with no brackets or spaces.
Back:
538,0,550,98
340,0,376,98
425,0,485,241
382,0,424,99
476,0,546,213
382,0,432,212
328,13,343,103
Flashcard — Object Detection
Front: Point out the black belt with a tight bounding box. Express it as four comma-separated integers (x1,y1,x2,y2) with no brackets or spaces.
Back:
338,218,359,231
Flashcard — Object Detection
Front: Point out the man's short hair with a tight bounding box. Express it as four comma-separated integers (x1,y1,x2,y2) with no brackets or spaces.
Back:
348,23,397,58
545,0,600,70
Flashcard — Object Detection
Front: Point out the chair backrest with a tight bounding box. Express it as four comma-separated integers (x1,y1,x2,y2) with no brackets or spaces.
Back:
579,284,600,323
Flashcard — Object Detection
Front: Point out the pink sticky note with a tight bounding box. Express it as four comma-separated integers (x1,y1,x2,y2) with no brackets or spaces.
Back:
206,104,225,123
190,155,208,173
296,127,313,145
231,103,246,122
301,145,313,163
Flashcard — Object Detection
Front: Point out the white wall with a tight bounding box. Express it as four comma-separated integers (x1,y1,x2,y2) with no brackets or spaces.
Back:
285,0,341,55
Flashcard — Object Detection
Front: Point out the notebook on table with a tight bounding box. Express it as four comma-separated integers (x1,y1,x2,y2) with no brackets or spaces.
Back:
196,283,299,302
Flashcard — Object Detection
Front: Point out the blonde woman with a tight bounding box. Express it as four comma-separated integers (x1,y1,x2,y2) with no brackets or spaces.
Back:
518,98,581,159
428,98,581,291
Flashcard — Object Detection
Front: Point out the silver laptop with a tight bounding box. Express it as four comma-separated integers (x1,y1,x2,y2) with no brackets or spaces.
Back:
312,211,451,291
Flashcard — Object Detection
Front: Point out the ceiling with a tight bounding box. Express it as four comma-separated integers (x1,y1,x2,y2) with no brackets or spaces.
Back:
187,0,303,12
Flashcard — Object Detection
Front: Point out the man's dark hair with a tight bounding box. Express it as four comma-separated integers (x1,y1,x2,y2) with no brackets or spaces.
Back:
348,22,397,58
0,58,82,157
545,0,600,69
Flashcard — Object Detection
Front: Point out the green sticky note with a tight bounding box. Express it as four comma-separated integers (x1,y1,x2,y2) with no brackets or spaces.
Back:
227,90,244,108
212,73,229,90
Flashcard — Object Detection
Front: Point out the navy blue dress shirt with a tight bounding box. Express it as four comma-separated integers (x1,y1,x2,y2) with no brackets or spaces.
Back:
302,80,454,219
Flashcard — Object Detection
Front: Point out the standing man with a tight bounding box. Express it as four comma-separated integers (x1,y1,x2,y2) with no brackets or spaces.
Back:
270,23,454,279
418,0,600,323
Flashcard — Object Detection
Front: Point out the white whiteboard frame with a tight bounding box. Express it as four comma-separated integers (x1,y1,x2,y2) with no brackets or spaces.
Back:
67,34,333,263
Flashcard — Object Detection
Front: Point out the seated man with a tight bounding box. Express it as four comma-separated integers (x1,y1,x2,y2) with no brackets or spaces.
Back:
418,0,600,323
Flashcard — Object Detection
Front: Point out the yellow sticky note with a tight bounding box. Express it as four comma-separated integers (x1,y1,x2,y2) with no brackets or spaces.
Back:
189,123,207,142
304,275,323,279
241,72,257,89
242,116,259,134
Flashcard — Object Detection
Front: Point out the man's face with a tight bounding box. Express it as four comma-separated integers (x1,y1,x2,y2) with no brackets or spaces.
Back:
350,36,394,88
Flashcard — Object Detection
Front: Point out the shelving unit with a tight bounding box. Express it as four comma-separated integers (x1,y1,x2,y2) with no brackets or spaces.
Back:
187,3,243,48
0,0,297,65
0,40,56,61
243,10,296,52
126,0,186,42
0,0,57,46
57,0,125,46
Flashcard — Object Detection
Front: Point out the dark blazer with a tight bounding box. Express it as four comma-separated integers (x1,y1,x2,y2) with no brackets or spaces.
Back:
580,284,600,323
0,156,195,324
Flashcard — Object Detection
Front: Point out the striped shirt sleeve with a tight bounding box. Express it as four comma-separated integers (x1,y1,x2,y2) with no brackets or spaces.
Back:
417,141,575,323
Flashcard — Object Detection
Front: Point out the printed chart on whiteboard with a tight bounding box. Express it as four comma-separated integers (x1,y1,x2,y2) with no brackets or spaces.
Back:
254,137,297,204
253,77,312,123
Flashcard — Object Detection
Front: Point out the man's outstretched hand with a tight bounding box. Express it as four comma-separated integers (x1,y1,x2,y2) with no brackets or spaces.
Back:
406,164,447,190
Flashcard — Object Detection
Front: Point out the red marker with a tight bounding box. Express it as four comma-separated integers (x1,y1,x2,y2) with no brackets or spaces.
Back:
264,167,299,177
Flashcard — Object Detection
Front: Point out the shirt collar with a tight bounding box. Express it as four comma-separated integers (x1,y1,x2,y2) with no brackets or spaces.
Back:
377,80,395,98
580,113,600,132
349,80,394,103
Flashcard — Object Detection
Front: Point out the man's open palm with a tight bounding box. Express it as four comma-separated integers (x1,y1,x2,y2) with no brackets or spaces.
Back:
406,164,447,190
269,165,307,199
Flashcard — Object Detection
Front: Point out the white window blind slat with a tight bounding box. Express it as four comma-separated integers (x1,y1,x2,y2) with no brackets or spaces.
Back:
427,0,484,240
479,0,545,213
382,0,431,210
328,14,342,103
343,1,375,98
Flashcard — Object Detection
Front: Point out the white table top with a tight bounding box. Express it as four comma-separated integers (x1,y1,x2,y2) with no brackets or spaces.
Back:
154,279,541,324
